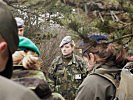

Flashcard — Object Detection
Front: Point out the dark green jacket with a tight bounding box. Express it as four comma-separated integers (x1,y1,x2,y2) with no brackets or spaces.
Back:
48,54,87,100
75,64,120,100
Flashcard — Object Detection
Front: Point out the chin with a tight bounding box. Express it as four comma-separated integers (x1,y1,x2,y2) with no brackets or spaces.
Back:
63,54,68,56
62,53,68,55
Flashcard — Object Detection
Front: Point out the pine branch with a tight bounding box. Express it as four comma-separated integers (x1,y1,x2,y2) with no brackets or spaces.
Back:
60,1,129,12
108,34,133,43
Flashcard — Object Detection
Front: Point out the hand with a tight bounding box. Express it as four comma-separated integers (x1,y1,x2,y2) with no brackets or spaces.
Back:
22,55,41,70
12,51,26,65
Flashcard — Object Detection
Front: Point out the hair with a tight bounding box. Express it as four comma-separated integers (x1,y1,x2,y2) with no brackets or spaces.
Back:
34,80,53,100
82,41,129,68
70,43,74,48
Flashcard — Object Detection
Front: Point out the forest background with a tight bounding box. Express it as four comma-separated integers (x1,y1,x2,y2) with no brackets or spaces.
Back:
4,0,133,74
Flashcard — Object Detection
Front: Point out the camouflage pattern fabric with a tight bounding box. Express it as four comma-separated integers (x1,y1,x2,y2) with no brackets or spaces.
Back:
48,54,87,100
12,69,46,90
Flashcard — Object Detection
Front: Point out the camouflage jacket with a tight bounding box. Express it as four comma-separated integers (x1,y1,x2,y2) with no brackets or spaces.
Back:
12,68,46,90
48,54,87,100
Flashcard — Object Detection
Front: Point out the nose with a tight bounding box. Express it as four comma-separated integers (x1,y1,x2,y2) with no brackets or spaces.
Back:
63,48,66,51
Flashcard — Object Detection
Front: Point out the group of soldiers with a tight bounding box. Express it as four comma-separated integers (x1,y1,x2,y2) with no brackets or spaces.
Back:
12,16,88,100
0,1,133,100
12,18,88,99
0,1,87,99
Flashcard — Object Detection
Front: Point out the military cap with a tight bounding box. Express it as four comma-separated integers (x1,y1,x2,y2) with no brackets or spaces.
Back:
18,36,40,56
0,1,19,54
78,34,108,49
88,34,108,42
15,17,24,28
59,36,75,47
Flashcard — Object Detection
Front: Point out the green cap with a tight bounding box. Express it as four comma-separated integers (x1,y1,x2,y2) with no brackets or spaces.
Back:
18,36,40,56
0,1,19,54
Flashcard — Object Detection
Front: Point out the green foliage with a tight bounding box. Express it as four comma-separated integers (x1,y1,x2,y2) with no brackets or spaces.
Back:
8,0,133,72
48,3,72,14
16,0,59,13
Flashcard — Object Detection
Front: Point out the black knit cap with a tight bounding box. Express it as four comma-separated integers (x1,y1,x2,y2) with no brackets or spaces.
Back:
0,1,19,54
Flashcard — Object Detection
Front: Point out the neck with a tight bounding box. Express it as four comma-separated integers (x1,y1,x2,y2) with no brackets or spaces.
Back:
62,53,73,59
0,51,9,72
0,56,8,72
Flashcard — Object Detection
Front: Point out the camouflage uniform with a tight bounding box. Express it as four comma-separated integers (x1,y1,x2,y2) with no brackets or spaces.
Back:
48,54,87,100
12,68,46,90
12,32,45,90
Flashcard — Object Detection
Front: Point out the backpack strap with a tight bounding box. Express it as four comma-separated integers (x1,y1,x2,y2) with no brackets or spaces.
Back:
92,68,121,88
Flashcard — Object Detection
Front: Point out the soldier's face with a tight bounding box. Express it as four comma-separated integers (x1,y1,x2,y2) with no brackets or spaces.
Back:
83,53,96,71
18,28,24,36
61,43,74,56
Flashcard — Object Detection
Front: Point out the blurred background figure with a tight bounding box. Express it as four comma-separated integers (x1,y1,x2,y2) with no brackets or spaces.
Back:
15,17,25,36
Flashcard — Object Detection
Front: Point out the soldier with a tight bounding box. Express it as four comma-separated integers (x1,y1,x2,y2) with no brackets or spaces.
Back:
75,34,129,100
0,1,39,100
13,17,40,69
15,17,25,36
78,34,108,72
48,36,87,99
12,16,44,87
12,17,51,99
12,36,41,69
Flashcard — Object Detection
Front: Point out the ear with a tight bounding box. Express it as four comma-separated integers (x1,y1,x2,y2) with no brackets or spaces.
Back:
0,42,7,53
89,53,96,64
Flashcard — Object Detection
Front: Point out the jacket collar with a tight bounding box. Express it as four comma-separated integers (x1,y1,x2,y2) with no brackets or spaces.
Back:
58,54,76,65
91,64,121,74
